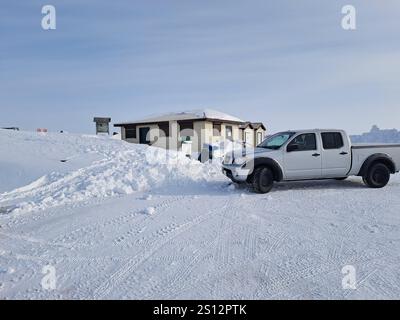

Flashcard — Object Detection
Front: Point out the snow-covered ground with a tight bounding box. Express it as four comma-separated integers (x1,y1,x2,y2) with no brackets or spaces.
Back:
1,129,400,299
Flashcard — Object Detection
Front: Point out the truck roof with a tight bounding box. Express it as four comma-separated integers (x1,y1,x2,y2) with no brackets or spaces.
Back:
283,129,346,134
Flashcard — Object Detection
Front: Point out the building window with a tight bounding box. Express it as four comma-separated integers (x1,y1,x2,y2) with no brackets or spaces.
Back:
158,122,170,137
213,123,221,136
225,126,233,141
240,129,244,141
179,121,194,137
125,126,136,139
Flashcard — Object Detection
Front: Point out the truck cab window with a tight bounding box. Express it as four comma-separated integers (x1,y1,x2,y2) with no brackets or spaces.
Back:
258,132,295,149
287,133,317,151
321,132,344,149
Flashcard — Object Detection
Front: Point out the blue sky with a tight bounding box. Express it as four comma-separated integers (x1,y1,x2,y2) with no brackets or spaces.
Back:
0,0,399,134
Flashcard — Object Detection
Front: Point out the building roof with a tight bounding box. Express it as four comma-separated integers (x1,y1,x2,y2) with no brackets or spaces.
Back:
251,122,266,130
114,109,245,126
93,117,111,123
239,122,254,129
239,122,266,131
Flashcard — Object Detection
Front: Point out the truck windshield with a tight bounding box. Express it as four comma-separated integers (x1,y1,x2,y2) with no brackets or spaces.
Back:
258,132,296,150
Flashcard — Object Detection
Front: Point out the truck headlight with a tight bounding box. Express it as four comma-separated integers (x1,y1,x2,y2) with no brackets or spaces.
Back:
233,157,247,166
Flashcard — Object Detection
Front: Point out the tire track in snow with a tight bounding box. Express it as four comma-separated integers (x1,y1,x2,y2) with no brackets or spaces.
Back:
114,195,191,249
267,250,386,299
0,231,73,249
89,201,230,299
136,239,217,300
329,250,389,299
52,210,144,247
243,224,258,261
53,195,186,248
266,232,288,254
264,260,337,298
3,195,196,299
130,201,241,299
209,198,252,298
327,223,356,265
57,197,193,290
365,267,400,299
212,198,242,265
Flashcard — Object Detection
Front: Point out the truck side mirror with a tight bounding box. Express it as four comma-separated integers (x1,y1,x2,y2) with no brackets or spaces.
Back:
287,144,299,152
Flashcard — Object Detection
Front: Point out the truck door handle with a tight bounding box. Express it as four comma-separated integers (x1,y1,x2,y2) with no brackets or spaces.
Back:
340,152,348,155
312,153,321,157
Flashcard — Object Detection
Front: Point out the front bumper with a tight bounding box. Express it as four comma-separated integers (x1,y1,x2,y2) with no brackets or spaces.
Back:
221,164,250,183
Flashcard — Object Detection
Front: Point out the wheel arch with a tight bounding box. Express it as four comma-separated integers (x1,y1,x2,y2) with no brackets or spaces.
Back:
245,157,283,182
358,153,396,176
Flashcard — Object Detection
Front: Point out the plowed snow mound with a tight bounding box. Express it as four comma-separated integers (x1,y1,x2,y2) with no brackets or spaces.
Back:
0,130,224,213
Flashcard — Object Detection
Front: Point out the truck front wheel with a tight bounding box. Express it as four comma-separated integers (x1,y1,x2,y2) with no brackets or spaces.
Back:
363,163,391,188
249,166,274,194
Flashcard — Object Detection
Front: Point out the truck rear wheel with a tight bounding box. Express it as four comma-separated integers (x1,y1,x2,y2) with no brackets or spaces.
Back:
249,167,274,194
363,163,390,188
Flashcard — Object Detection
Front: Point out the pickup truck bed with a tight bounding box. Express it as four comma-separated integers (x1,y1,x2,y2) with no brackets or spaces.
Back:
349,144,400,176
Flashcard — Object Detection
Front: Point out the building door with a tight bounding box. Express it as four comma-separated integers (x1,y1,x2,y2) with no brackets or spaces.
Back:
139,127,150,144
225,126,233,141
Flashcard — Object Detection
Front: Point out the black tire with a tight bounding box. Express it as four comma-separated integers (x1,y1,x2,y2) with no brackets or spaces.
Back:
248,166,274,194
363,163,391,188
335,177,348,181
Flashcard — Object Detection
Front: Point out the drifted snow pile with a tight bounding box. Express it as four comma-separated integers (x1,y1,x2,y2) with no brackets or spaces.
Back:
0,130,224,213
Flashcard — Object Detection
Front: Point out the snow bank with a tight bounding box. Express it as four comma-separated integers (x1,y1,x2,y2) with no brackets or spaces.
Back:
0,130,223,214
0,129,125,193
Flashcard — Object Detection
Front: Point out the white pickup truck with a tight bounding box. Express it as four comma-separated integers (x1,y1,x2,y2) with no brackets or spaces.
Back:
222,129,400,193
